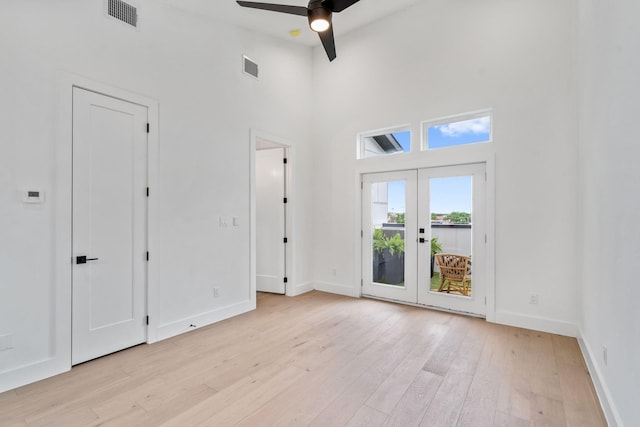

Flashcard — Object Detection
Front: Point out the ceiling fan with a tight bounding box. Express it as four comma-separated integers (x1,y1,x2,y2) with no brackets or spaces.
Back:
236,0,360,61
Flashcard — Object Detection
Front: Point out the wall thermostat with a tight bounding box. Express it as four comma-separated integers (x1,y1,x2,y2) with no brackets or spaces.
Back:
23,190,45,204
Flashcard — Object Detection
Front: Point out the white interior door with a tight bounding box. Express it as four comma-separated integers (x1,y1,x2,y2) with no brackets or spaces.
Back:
362,170,417,303
255,146,286,294
72,88,148,365
417,164,486,316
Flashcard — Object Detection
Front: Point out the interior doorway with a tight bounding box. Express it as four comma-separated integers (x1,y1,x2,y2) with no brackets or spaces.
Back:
361,163,487,316
255,138,288,294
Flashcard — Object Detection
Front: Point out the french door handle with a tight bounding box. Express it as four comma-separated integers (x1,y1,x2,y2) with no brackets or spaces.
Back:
419,238,427,244
76,255,99,264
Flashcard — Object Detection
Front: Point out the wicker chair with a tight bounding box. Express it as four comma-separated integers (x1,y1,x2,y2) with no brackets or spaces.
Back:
434,253,472,296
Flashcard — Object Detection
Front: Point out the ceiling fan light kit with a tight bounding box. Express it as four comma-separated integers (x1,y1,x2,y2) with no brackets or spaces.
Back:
236,0,360,61
308,0,331,32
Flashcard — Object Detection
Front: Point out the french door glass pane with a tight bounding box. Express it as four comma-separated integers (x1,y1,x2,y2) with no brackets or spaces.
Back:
371,180,406,287
430,176,473,296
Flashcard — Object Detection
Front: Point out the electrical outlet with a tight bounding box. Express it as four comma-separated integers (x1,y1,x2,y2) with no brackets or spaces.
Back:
213,287,220,298
219,216,228,228
529,293,539,304
602,345,608,366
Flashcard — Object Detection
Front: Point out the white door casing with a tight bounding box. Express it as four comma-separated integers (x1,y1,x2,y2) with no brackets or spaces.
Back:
72,88,148,364
255,147,286,294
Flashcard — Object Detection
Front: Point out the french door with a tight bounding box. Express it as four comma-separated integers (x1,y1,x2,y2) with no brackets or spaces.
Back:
362,164,487,316
362,171,418,302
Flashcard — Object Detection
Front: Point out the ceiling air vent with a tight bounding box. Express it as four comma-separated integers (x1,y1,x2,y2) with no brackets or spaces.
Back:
243,55,259,80
105,0,138,29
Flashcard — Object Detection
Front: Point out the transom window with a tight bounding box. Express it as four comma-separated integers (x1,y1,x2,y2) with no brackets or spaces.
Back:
359,128,410,159
423,111,492,150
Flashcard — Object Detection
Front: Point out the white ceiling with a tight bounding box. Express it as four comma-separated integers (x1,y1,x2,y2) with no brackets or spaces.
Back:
157,0,421,47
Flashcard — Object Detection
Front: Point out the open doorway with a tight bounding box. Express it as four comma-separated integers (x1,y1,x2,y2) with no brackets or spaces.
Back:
255,138,288,294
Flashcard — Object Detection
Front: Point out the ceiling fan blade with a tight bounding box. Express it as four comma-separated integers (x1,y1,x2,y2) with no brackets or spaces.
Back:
236,1,308,16
321,0,359,13
318,26,337,61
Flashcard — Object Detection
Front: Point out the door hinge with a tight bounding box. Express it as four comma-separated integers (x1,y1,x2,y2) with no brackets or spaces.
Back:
146,187,149,197
284,237,288,244
361,278,363,287
146,315,149,325
485,234,487,243
283,158,288,164
146,123,150,133
283,197,288,204
146,251,149,261
484,296,487,305
361,181,363,189
361,230,363,238
284,277,288,283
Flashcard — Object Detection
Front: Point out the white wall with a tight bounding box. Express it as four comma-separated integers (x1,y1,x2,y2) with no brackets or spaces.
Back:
0,0,313,391
3,3,637,423
578,1,640,425
311,0,580,333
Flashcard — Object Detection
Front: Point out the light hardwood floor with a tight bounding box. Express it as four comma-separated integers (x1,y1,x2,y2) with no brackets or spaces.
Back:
0,291,606,427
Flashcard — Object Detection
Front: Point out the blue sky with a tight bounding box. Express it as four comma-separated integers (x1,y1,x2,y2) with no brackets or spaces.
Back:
390,115,490,152
393,131,411,152
386,177,472,214
428,115,490,149
430,176,472,213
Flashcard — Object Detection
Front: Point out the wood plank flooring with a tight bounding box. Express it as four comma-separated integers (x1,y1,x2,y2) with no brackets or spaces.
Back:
0,291,607,426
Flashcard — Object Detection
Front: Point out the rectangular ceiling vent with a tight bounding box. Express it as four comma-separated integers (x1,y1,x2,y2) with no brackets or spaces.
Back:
105,0,139,29
243,55,259,80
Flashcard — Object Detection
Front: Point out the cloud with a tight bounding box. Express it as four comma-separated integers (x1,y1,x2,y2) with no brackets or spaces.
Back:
435,116,490,137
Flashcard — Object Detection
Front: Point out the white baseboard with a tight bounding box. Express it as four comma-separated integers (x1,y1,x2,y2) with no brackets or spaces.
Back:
313,281,360,298
153,299,255,342
0,357,70,394
493,310,578,337
578,332,622,427
288,281,314,296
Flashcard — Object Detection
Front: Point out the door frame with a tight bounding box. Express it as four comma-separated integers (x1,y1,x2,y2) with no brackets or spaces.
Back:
250,129,294,296
354,154,495,321
54,74,159,373
254,140,288,295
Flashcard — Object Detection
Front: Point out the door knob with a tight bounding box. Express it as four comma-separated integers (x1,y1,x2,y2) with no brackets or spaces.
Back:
76,255,99,264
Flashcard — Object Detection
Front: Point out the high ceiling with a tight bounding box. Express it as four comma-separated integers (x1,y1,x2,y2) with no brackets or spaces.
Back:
157,0,421,47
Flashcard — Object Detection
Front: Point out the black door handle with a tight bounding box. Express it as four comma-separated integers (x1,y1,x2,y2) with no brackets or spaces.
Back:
419,238,427,243
76,255,99,264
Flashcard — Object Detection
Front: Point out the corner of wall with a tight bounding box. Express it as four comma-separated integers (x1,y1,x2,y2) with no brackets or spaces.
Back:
153,299,256,342
288,281,314,297
577,330,624,427
313,281,360,298
493,310,578,337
